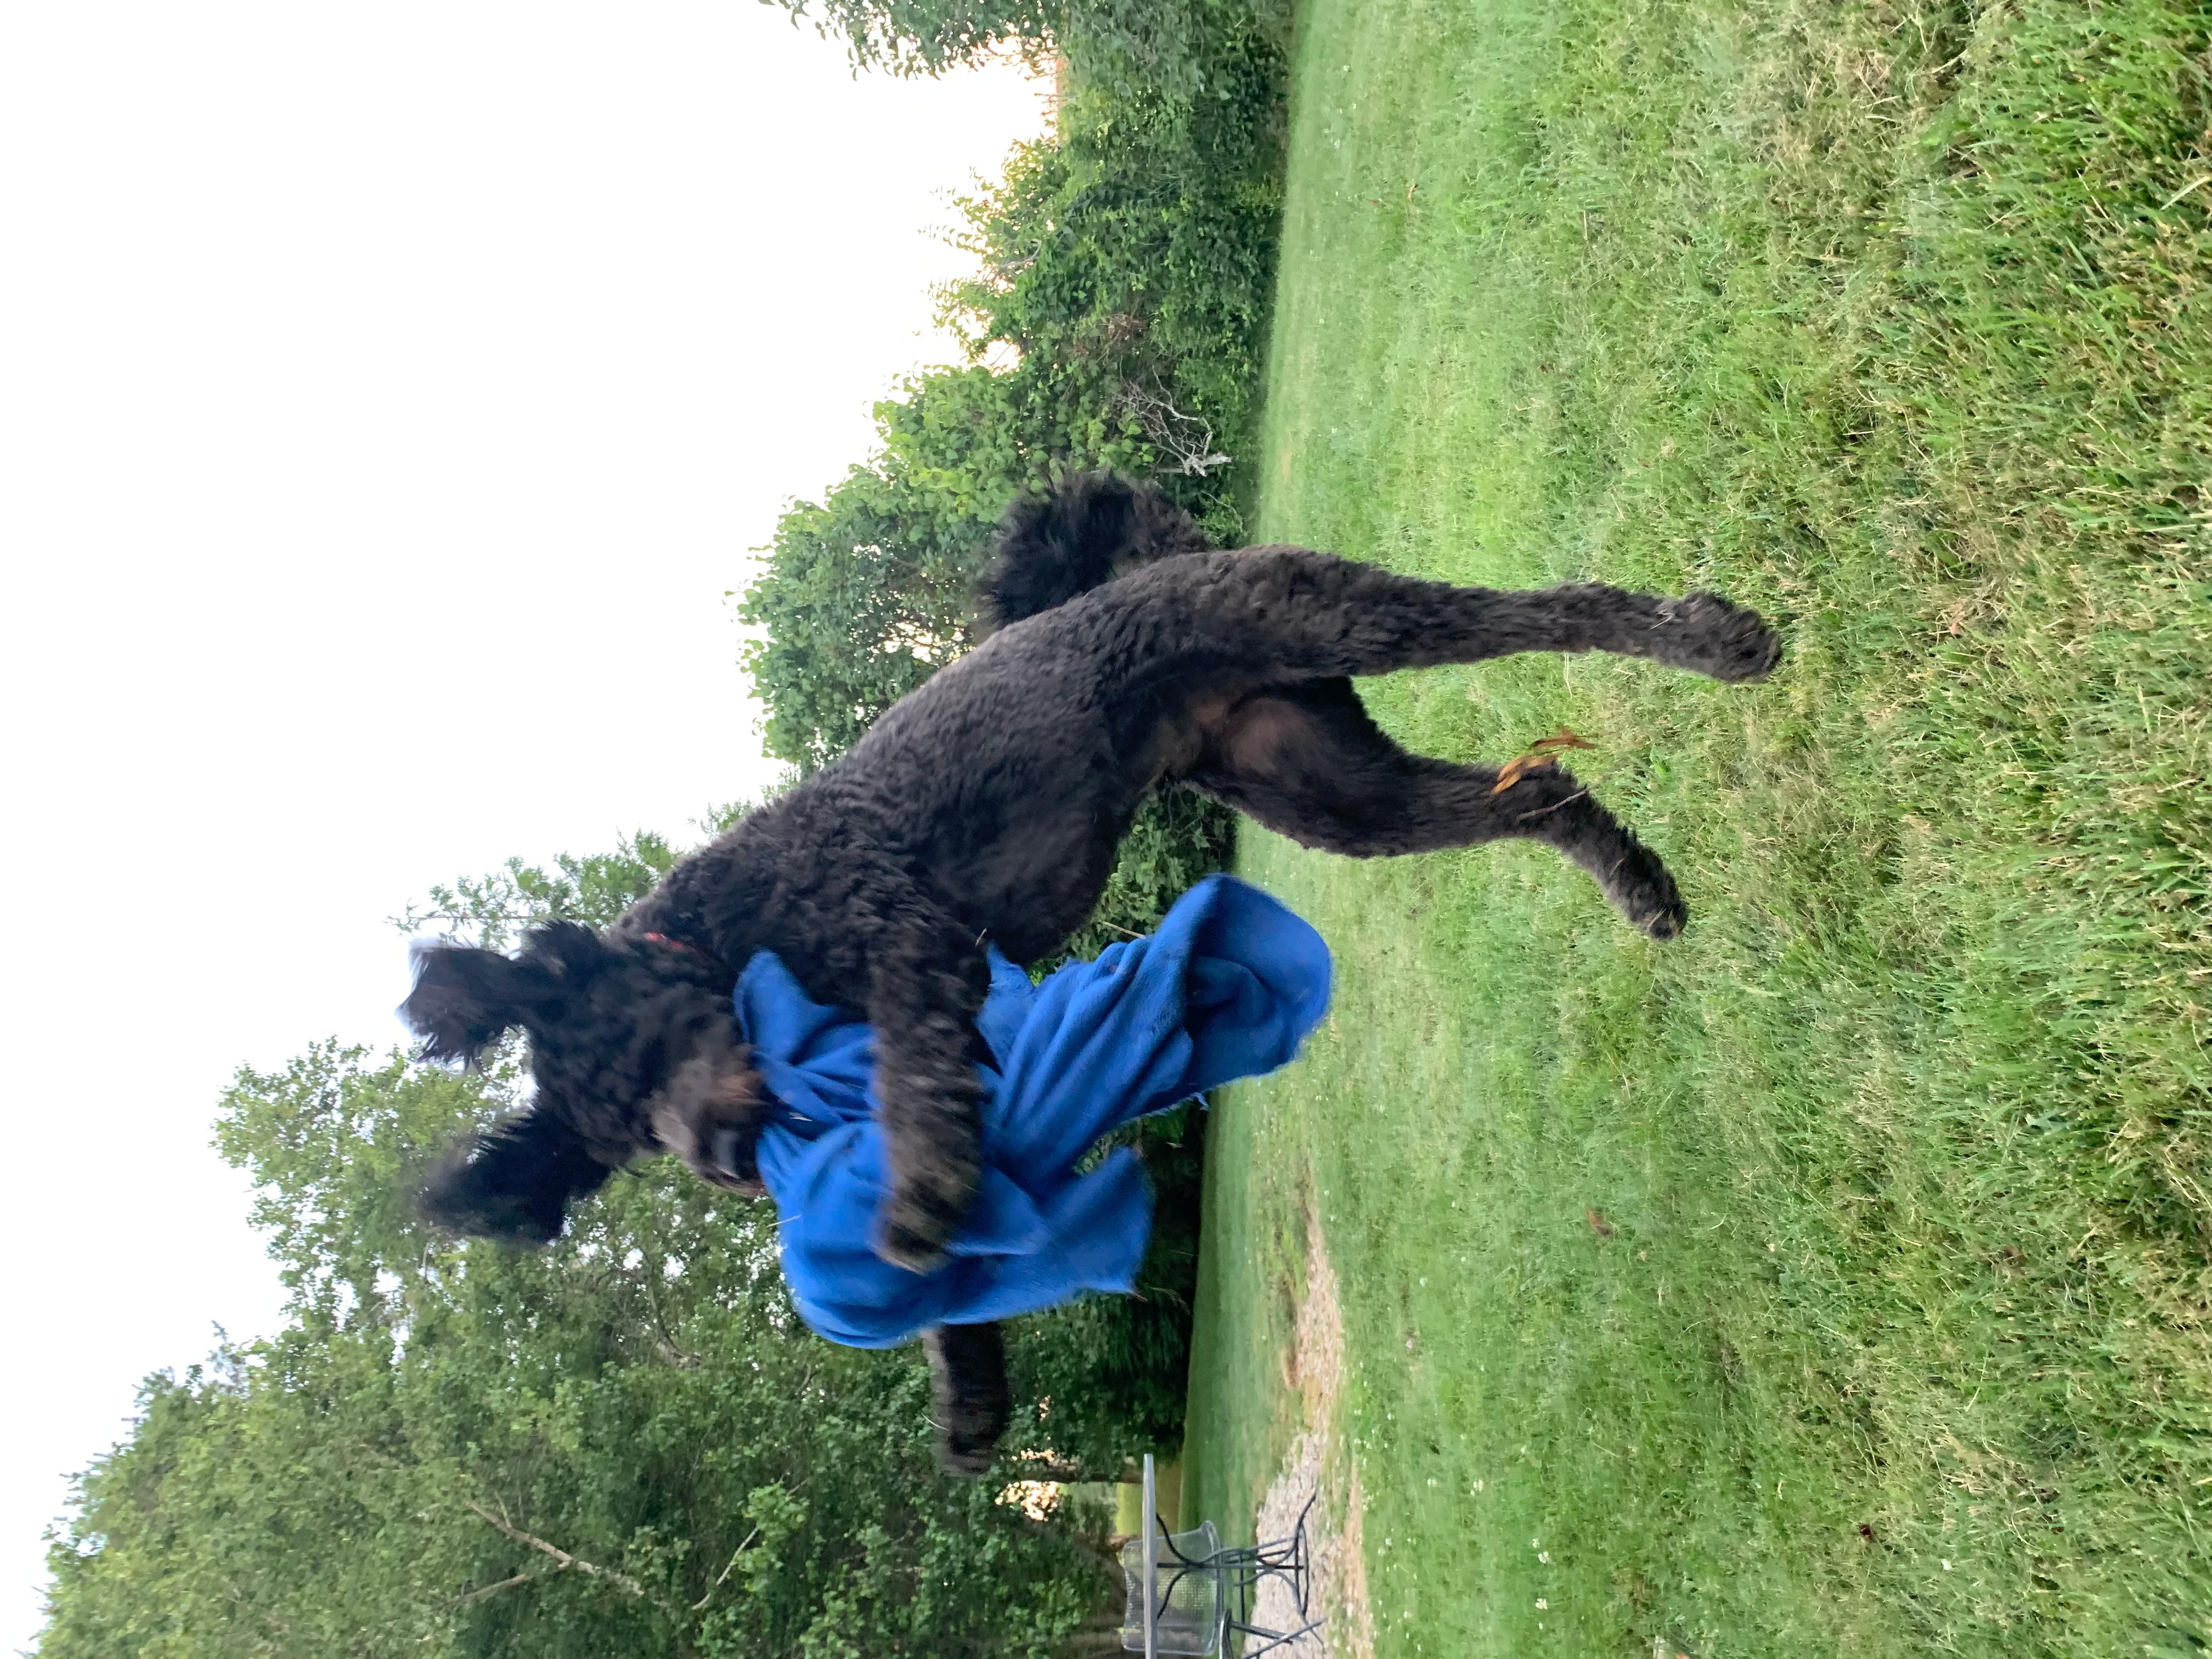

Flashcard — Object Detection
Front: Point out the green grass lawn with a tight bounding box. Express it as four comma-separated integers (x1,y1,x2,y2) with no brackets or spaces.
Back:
1180,2,2212,1654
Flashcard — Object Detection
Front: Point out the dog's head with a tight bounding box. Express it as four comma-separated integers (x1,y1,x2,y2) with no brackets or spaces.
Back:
401,924,766,1244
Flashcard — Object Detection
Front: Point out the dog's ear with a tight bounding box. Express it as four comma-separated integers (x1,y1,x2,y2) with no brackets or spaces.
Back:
399,942,557,1067
419,1110,614,1245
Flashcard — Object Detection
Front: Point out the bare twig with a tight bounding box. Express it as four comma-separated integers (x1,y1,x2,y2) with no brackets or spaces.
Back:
1512,788,1592,824
1111,382,1232,477
691,1523,763,1611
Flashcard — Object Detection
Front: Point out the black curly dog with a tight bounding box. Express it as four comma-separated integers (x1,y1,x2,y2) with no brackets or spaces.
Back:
404,475,1778,1469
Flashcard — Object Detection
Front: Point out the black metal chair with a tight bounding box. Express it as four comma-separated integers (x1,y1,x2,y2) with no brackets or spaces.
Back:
1118,1454,1325,1657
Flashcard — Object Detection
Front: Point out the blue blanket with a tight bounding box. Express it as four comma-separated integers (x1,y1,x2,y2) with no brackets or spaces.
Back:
740,875,1333,1347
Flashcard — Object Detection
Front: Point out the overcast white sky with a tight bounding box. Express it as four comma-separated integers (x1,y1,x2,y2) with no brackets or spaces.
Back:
0,5,1049,1648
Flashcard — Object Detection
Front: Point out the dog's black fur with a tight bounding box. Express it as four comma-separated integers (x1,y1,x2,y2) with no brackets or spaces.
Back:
404,473,1778,1471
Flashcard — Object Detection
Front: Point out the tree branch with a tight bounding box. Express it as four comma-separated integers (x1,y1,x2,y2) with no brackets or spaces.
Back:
462,1499,653,1603
629,1252,700,1369
449,1570,538,1607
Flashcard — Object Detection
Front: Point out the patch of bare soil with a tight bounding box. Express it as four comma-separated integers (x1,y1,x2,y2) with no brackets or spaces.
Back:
1243,1203,1374,1659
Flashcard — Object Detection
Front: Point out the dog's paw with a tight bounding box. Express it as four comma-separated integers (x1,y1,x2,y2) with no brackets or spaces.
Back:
1636,890,1689,941
876,1165,979,1274
1663,592,1780,684
1607,840,1688,941
936,1428,1000,1477
878,1203,955,1274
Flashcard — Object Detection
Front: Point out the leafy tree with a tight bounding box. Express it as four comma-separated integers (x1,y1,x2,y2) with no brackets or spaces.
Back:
766,0,1286,106
390,831,684,951
766,0,1050,81
43,1039,1120,1658
739,371,1031,772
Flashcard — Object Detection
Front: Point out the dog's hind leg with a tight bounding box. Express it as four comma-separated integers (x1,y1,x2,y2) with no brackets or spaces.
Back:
1183,679,1688,938
1165,546,1778,685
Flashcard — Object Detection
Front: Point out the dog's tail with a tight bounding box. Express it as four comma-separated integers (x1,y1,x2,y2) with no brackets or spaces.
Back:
973,472,1214,636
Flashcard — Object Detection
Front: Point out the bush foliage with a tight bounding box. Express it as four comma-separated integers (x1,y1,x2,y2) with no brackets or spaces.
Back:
741,0,1289,772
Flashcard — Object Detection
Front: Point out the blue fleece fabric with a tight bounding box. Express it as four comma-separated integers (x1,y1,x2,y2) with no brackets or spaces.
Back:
740,874,1332,1347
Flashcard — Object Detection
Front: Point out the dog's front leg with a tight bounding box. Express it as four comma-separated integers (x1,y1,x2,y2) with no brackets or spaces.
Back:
924,1321,1011,1475
867,893,991,1273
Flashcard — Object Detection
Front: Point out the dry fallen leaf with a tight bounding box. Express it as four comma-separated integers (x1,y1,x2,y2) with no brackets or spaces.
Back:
1586,1207,1614,1238
1491,753,1549,793
1492,726,1598,793
1529,726,1599,757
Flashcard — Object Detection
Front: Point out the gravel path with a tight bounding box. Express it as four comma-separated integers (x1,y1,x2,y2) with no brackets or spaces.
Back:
1244,1207,1371,1659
